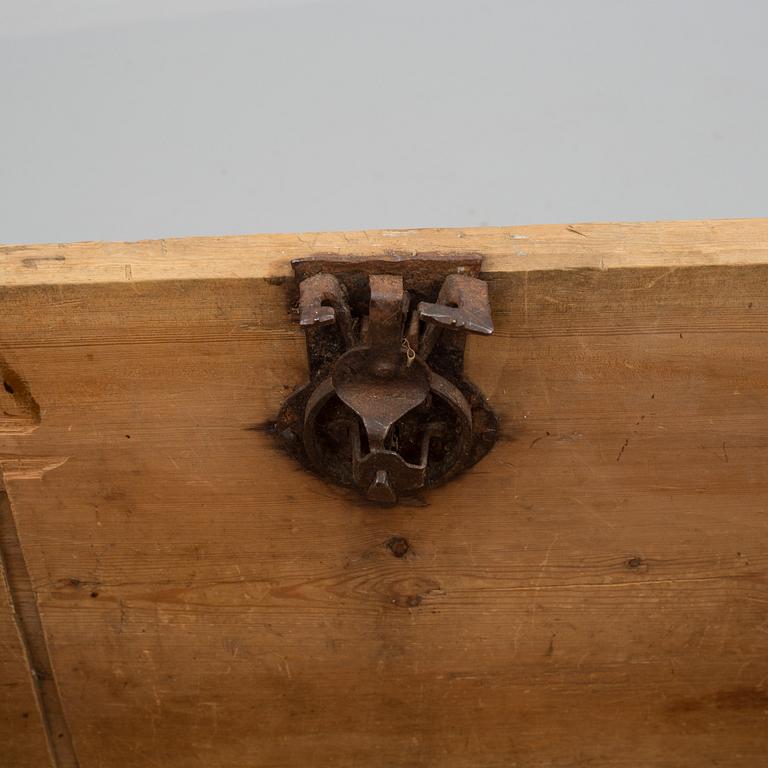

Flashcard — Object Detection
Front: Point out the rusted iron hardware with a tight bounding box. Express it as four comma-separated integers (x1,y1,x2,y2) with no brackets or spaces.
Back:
276,254,498,504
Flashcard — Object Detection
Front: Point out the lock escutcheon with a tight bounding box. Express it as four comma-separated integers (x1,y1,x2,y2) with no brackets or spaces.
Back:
275,254,498,505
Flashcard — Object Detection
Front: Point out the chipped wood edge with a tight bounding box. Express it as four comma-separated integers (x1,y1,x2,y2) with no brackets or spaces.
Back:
0,457,69,482
2,219,768,287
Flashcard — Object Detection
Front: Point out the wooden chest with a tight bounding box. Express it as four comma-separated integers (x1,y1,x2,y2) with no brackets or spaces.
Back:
2,220,767,767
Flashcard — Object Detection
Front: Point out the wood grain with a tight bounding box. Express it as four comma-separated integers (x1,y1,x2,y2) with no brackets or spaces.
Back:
2,218,768,285
1,221,767,766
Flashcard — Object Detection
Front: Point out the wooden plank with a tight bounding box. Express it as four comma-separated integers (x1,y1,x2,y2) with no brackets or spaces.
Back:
1,221,768,766
2,218,768,286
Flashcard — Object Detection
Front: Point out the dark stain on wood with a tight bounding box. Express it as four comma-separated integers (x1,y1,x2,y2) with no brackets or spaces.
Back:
0,355,40,427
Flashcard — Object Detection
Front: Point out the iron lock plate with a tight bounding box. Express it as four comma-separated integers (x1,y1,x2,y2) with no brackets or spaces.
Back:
275,253,498,505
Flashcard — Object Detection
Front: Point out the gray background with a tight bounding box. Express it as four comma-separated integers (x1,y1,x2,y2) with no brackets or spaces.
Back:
1,0,766,245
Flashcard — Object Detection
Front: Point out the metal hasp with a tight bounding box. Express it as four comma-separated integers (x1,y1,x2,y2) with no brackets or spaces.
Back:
275,253,498,504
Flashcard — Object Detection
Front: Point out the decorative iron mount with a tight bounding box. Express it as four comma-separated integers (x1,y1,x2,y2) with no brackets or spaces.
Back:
276,254,498,504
